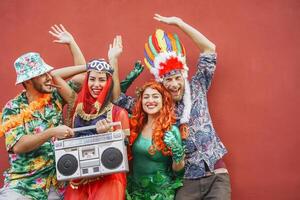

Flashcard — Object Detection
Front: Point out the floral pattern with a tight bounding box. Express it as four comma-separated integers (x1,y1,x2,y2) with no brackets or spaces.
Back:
1,81,78,200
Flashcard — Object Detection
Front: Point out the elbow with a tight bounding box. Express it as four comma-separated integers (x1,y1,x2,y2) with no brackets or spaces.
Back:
210,43,216,52
204,43,216,53
12,145,25,154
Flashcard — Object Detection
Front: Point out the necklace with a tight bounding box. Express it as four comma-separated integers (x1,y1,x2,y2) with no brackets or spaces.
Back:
0,94,51,137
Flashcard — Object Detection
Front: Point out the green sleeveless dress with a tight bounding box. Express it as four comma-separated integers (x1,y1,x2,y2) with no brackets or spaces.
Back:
127,125,183,200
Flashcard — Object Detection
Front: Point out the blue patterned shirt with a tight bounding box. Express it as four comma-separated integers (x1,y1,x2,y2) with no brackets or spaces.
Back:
114,53,227,179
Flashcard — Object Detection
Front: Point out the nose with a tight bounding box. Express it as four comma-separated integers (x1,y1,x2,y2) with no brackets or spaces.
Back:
45,72,52,80
169,80,179,89
93,80,102,88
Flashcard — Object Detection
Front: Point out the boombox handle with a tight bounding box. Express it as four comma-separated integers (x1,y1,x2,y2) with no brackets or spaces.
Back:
72,121,122,133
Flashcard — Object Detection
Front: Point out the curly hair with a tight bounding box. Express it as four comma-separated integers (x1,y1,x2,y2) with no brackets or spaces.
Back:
129,81,176,157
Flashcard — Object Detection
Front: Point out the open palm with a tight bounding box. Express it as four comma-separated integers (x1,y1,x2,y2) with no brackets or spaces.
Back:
108,35,123,60
49,24,74,44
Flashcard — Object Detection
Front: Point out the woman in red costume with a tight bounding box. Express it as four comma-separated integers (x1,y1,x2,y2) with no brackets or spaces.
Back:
61,36,129,200
63,57,129,200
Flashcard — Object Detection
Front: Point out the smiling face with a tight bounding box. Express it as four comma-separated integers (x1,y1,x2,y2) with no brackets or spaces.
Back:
162,73,185,102
88,71,108,98
142,87,163,116
30,72,53,94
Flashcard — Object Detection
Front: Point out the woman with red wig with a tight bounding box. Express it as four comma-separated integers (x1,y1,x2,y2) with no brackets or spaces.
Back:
127,81,185,200
62,37,129,200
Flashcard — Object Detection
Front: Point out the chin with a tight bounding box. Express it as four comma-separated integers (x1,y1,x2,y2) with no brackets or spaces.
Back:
172,96,183,102
44,89,53,94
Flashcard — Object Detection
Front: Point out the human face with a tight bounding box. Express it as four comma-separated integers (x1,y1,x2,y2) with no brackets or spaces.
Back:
142,87,163,116
162,73,185,102
88,71,107,98
30,72,53,94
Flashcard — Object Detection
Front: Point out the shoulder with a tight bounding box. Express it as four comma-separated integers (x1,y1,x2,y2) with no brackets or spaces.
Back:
112,104,129,115
2,93,25,119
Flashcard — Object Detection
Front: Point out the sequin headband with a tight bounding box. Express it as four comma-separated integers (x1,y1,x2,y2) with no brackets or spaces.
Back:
86,59,114,75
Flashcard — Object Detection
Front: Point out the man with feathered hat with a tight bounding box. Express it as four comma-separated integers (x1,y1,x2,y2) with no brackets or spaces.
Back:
114,14,231,200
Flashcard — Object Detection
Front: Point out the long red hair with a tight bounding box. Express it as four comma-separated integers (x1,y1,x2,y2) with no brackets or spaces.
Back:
129,81,176,157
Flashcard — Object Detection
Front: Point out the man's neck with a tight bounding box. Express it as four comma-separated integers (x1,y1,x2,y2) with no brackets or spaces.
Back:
25,89,44,103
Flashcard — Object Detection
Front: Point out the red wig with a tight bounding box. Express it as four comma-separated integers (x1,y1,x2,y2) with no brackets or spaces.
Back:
129,81,176,157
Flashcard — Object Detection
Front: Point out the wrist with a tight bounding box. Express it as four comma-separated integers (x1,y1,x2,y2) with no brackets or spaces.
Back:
43,128,54,139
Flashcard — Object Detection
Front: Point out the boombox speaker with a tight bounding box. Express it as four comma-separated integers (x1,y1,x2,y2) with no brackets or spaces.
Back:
54,127,129,181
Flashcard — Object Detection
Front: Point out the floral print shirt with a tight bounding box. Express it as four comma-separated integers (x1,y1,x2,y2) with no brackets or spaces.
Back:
114,53,227,179
1,81,78,200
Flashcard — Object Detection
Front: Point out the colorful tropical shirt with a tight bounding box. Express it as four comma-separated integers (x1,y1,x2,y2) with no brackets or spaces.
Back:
114,53,227,179
1,81,78,200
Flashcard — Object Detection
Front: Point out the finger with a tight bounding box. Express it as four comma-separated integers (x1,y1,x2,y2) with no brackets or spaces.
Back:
67,128,74,137
51,25,60,34
117,36,123,47
109,44,112,50
96,120,102,127
99,119,106,127
60,24,67,32
155,13,164,18
48,31,59,38
154,14,162,21
64,130,70,138
53,40,63,43
113,37,117,47
54,24,62,33
153,16,161,22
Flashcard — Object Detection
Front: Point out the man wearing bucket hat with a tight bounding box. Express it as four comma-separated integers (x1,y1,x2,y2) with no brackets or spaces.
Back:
0,24,88,200
114,14,231,199
0,51,85,200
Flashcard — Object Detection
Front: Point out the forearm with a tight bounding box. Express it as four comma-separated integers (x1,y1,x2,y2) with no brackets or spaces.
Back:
51,65,86,80
51,74,76,104
109,58,121,101
12,130,53,154
69,39,86,65
176,20,215,53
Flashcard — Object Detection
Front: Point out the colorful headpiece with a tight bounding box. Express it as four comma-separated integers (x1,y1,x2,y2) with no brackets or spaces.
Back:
144,29,191,125
144,29,188,82
86,59,114,75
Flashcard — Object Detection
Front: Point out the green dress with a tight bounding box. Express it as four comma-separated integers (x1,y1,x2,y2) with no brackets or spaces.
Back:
127,125,183,200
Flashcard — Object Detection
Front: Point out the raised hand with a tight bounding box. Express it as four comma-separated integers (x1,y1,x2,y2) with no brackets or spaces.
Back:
153,13,183,26
108,35,123,60
133,61,144,73
164,131,184,163
120,61,144,93
49,24,74,44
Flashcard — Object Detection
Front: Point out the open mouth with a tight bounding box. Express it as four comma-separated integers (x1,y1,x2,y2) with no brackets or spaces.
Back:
146,102,158,109
92,88,102,96
169,89,181,97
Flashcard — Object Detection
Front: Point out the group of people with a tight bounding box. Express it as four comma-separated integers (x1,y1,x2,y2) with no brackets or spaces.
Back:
0,14,231,200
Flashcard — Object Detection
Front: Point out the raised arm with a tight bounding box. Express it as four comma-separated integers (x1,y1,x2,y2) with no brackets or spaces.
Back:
49,24,87,90
108,35,123,101
154,14,216,53
49,24,86,65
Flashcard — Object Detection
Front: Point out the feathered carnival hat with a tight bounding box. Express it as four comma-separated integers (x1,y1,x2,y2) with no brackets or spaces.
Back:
144,29,191,124
144,29,188,82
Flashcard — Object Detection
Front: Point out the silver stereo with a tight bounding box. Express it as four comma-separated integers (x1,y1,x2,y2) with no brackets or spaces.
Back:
54,127,129,181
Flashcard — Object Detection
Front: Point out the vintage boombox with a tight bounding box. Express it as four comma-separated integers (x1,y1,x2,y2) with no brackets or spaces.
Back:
54,123,129,181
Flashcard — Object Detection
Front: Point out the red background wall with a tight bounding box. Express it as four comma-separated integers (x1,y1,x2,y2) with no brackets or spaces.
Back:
0,0,299,199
